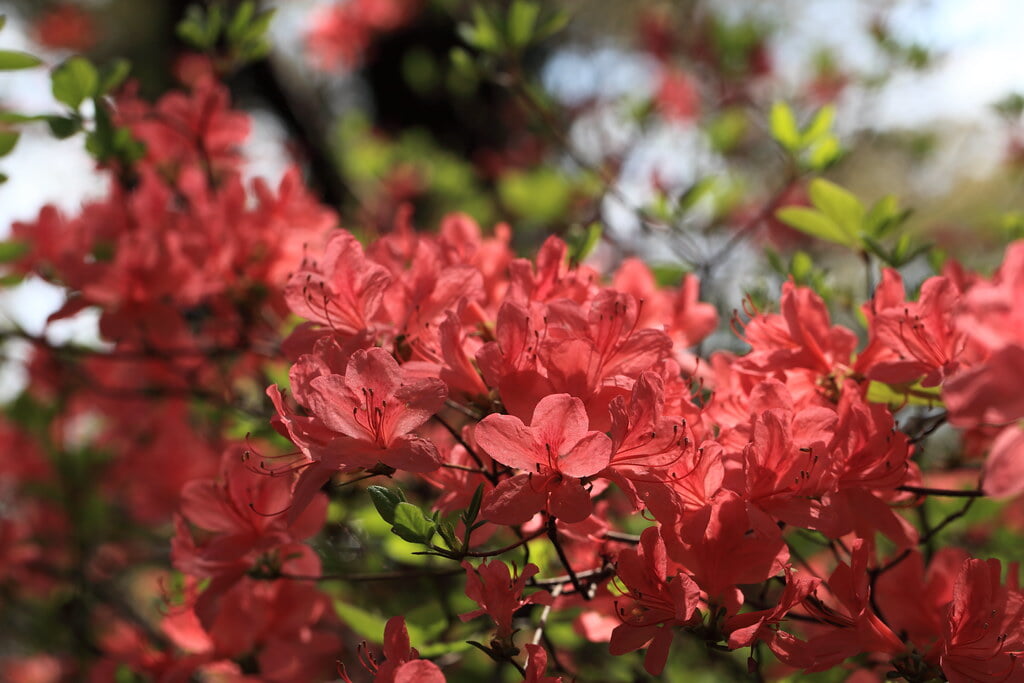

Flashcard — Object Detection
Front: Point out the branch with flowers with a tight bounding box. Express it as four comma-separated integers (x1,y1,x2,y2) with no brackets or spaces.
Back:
1,1,1024,682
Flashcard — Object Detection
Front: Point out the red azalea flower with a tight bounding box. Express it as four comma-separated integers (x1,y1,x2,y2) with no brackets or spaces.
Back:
477,393,612,524
33,4,96,51
284,230,391,340
342,616,445,683
609,527,701,675
523,643,563,683
940,558,1024,682
269,346,445,521
459,560,553,640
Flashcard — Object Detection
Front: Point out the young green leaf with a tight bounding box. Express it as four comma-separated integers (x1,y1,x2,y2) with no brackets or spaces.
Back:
801,105,836,145
866,380,943,409
508,0,540,48
535,9,570,40
459,5,502,52
0,240,27,262
677,177,717,212
46,115,81,139
790,250,813,283
807,178,863,240
770,102,801,151
436,520,459,551
368,485,405,525
0,50,42,71
0,130,18,157
462,484,484,526
568,222,602,265
806,136,841,170
392,502,436,545
227,1,256,43
52,57,99,110
99,59,132,95
775,206,855,247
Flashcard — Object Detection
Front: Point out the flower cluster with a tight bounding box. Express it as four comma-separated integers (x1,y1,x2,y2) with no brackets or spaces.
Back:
4,7,1024,681
250,208,1024,679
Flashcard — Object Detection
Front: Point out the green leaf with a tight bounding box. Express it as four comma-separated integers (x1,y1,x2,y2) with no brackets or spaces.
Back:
99,59,131,94
567,222,602,264
227,1,255,42
245,8,276,39
368,485,405,525
51,57,98,110
176,20,206,49
0,240,28,262
462,484,484,526
775,206,855,247
0,50,42,71
866,380,943,408
231,7,275,62
449,47,476,78
808,178,863,240
535,10,570,40
863,194,909,239
507,0,540,48
334,601,388,642
460,6,502,52
436,520,458,550
927,247,948,273
677,177,717,212
176,4,223,50
0,15,7,32
46,115,80,139
0,112,48,124
498,168,572,223
806,136,841,170
392,502,436,544
333,600,448,653
801,105,836,145
790,250,813,282
769,101,801,151
0,130,18,157
402,48,439,95
707,108,747,153
764,247,786,275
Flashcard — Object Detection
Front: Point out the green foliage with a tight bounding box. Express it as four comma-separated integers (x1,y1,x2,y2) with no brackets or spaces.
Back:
765,248,831,295
566,222,602,265
0,50,42,71
865,380,944,409
498,167,573,224
44,56,138,162
392,502,437,545
0,130,18,159
706,108,748,153
0,239,27,262
177,4,224,50
458,1,569,55
369,486,438,546
177,1,275,65
993,92,1024,120
368,484,406,525
776,179,925,266
99,59,132,95
770,102,842,171
86,99,145,165
335,114,496,224
51,57,99,111
46,115,80,139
